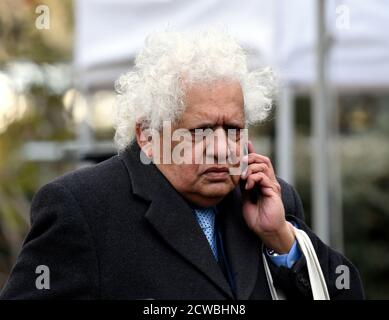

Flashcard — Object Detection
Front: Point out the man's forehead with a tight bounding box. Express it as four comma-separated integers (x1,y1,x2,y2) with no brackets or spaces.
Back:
184,80,243,102
182,82,244,119
183,108,245,128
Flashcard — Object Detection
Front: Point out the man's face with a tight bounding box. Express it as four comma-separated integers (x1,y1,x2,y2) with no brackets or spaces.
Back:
152,80,246,207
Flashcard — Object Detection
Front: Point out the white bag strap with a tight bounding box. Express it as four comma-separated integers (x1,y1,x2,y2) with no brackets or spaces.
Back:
262,226,330,300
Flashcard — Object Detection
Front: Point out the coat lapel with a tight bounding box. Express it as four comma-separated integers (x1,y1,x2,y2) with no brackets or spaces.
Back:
217,190,262,300
120,143,234,299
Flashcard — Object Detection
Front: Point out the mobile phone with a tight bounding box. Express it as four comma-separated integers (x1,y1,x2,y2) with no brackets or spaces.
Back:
240,142,261,204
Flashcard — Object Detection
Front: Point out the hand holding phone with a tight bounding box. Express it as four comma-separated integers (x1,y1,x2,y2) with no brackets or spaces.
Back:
239,141,292,253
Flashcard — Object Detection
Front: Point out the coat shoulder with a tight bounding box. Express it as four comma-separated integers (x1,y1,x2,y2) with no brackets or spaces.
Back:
277,177,305,221
52,155,127,190
37,155,132,209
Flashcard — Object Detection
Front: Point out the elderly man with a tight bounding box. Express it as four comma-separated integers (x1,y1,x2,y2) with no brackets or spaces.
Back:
1,29,363,300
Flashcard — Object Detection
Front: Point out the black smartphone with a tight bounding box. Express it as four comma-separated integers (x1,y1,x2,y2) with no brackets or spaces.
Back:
240,142,261,204
240,178,261,204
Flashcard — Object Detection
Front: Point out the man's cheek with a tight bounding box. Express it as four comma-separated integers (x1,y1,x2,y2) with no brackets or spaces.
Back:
231,175,241,186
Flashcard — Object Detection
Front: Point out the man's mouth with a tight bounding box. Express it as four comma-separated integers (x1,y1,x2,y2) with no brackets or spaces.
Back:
203,166,230,180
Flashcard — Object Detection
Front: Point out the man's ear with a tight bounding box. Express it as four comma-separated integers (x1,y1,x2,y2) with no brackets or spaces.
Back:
135,123,153,158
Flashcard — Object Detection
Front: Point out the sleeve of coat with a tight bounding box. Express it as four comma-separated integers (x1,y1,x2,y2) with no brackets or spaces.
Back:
268,182,365,300
0,182,99,299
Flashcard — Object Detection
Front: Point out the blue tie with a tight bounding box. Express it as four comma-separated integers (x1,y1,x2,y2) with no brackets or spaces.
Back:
193,207,218,260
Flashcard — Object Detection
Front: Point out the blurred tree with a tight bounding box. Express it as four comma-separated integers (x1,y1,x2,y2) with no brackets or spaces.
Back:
0,0,75,288
0,0,73,63
294,94,389,299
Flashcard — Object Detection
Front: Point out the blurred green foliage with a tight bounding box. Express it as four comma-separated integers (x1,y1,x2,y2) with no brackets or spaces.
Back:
294,94,389,299
0,0,75,285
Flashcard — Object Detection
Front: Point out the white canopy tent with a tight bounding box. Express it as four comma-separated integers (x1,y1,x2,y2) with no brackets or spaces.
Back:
75,0,389,89
274,0,389,88
74,0,275,90
73,0,389,249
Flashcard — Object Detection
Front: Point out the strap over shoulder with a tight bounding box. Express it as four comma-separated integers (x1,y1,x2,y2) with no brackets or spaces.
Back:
262,226,330,300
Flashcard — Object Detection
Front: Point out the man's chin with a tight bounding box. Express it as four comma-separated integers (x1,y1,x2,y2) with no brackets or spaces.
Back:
200,182,234,199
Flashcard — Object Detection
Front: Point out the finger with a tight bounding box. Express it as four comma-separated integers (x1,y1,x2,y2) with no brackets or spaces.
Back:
246,154,276,180
245,172,277,191
245,172,281,195
241,163,268,179
247,153,273,168
261,186,278,197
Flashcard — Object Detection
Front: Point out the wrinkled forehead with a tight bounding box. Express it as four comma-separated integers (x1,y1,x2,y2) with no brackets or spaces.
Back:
177,79,245,129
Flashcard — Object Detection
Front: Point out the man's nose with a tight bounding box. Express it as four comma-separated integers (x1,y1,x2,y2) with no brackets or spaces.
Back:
212,127,228,163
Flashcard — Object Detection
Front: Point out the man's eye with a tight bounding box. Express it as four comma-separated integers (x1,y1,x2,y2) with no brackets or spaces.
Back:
190,127,213,135
227,128,243,141
189,129,202,136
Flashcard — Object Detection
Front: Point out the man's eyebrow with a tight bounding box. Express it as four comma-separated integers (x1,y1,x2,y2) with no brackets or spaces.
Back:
189,122,215,129
189,121,244,129
224,122,245,129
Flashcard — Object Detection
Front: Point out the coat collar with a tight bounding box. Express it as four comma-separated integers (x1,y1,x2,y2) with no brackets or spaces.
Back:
119,142,261,299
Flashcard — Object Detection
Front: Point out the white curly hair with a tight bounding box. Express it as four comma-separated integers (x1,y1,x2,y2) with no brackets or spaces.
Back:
114,28,276,152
